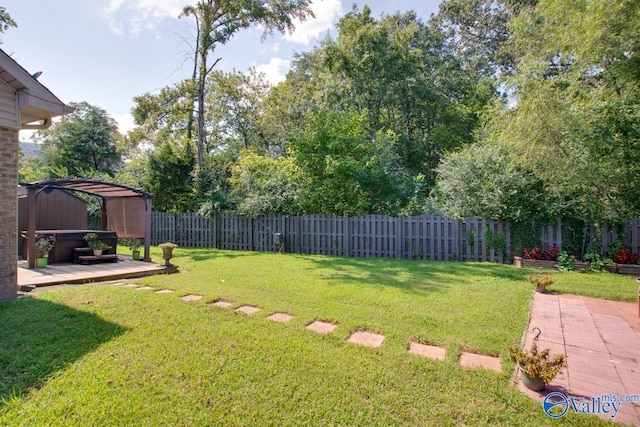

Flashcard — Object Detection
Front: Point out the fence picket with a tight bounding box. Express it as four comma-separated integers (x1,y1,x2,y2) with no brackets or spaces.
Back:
151,212,640,263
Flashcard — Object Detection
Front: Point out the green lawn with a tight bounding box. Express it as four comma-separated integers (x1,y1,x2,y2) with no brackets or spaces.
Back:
0,249,615,425
540,269,638,302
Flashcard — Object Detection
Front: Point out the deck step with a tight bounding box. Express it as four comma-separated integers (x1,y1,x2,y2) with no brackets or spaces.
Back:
76,254,119,265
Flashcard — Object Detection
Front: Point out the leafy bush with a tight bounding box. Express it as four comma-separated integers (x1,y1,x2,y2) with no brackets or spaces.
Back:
556,251,574,271
523,245,559,261
613,249,639,265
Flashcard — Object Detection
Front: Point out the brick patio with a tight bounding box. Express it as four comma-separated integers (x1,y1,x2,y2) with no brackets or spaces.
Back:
522,292,640,425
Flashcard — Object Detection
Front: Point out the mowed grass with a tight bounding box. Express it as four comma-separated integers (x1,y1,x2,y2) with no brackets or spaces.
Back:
1,250,612,425
539,269,638,302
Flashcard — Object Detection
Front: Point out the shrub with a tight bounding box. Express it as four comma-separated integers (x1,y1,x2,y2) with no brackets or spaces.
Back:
613,249,639,265
523,244,559,261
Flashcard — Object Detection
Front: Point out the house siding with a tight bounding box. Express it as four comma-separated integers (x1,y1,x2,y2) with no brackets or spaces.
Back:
0,126,18,301
0,81,18,130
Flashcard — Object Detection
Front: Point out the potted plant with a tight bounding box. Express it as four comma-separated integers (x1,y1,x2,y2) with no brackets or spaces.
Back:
528,273,554,293
505,342,566,391
120,238,143,260
35,235,56,268
92,240,108,256
84,232,98,248
159,242,177,266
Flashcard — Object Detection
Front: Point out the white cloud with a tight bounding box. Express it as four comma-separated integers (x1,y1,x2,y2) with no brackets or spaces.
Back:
113,113,136,134
254,57,291,85
104,0,185,36
285,0,342,44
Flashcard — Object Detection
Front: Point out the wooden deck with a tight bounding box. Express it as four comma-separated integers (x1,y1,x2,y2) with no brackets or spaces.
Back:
18,256,177,287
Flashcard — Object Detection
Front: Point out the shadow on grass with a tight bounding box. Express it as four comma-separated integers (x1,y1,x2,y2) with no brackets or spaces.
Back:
179,248,264,263
299,255,532,296
0,297,127,406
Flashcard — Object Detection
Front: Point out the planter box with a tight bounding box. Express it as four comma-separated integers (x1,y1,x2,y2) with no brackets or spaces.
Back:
572,262,591,271
514,257,557,270
616,264,640,275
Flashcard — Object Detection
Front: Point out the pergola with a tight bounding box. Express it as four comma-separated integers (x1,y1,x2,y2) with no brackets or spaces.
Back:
22,178,153,268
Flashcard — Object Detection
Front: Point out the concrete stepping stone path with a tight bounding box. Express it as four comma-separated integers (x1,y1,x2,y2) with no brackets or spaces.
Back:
235,305,261,315
210,300,234,308
267,313,294,323
347,331,385,348
306,320,337,334
409,342,446,361
110,284,508,379
459,352,501,373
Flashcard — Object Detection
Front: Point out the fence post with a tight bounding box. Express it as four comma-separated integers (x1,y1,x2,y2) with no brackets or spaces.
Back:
344,215,350,257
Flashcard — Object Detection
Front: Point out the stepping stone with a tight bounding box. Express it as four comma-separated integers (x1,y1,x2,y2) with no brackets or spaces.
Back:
210,300,233,308
109,282,125,286
235,305,261,315
182,294,203,302
408,342,446,361
123,283,140,288
306,320,337,334
267,313,294,323
156,289,175,294
460,352,501,373
135,286,154,291
347,331,385,348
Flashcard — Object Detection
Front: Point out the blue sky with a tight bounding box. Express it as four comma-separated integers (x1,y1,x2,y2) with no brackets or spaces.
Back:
6,1,441,139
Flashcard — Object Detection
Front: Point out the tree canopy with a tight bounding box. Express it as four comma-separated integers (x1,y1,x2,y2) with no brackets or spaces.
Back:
437,0,640,221
22,0,640,224
35,102,122,178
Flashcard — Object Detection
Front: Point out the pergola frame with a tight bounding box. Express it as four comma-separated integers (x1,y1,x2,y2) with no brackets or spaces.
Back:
22,179,153,268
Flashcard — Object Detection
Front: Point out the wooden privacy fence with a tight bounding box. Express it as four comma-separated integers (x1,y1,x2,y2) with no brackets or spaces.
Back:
151,213,512,263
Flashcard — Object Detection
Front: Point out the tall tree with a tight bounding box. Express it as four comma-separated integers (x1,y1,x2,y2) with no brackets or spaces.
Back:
206,69,270,154
289,109,403,216
322,6,492,186
180,0,313,168
145,139,197,213
229,150,298,216
437,0,640,221
37,102,122,177
0,6,17,34
434,0,537,77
